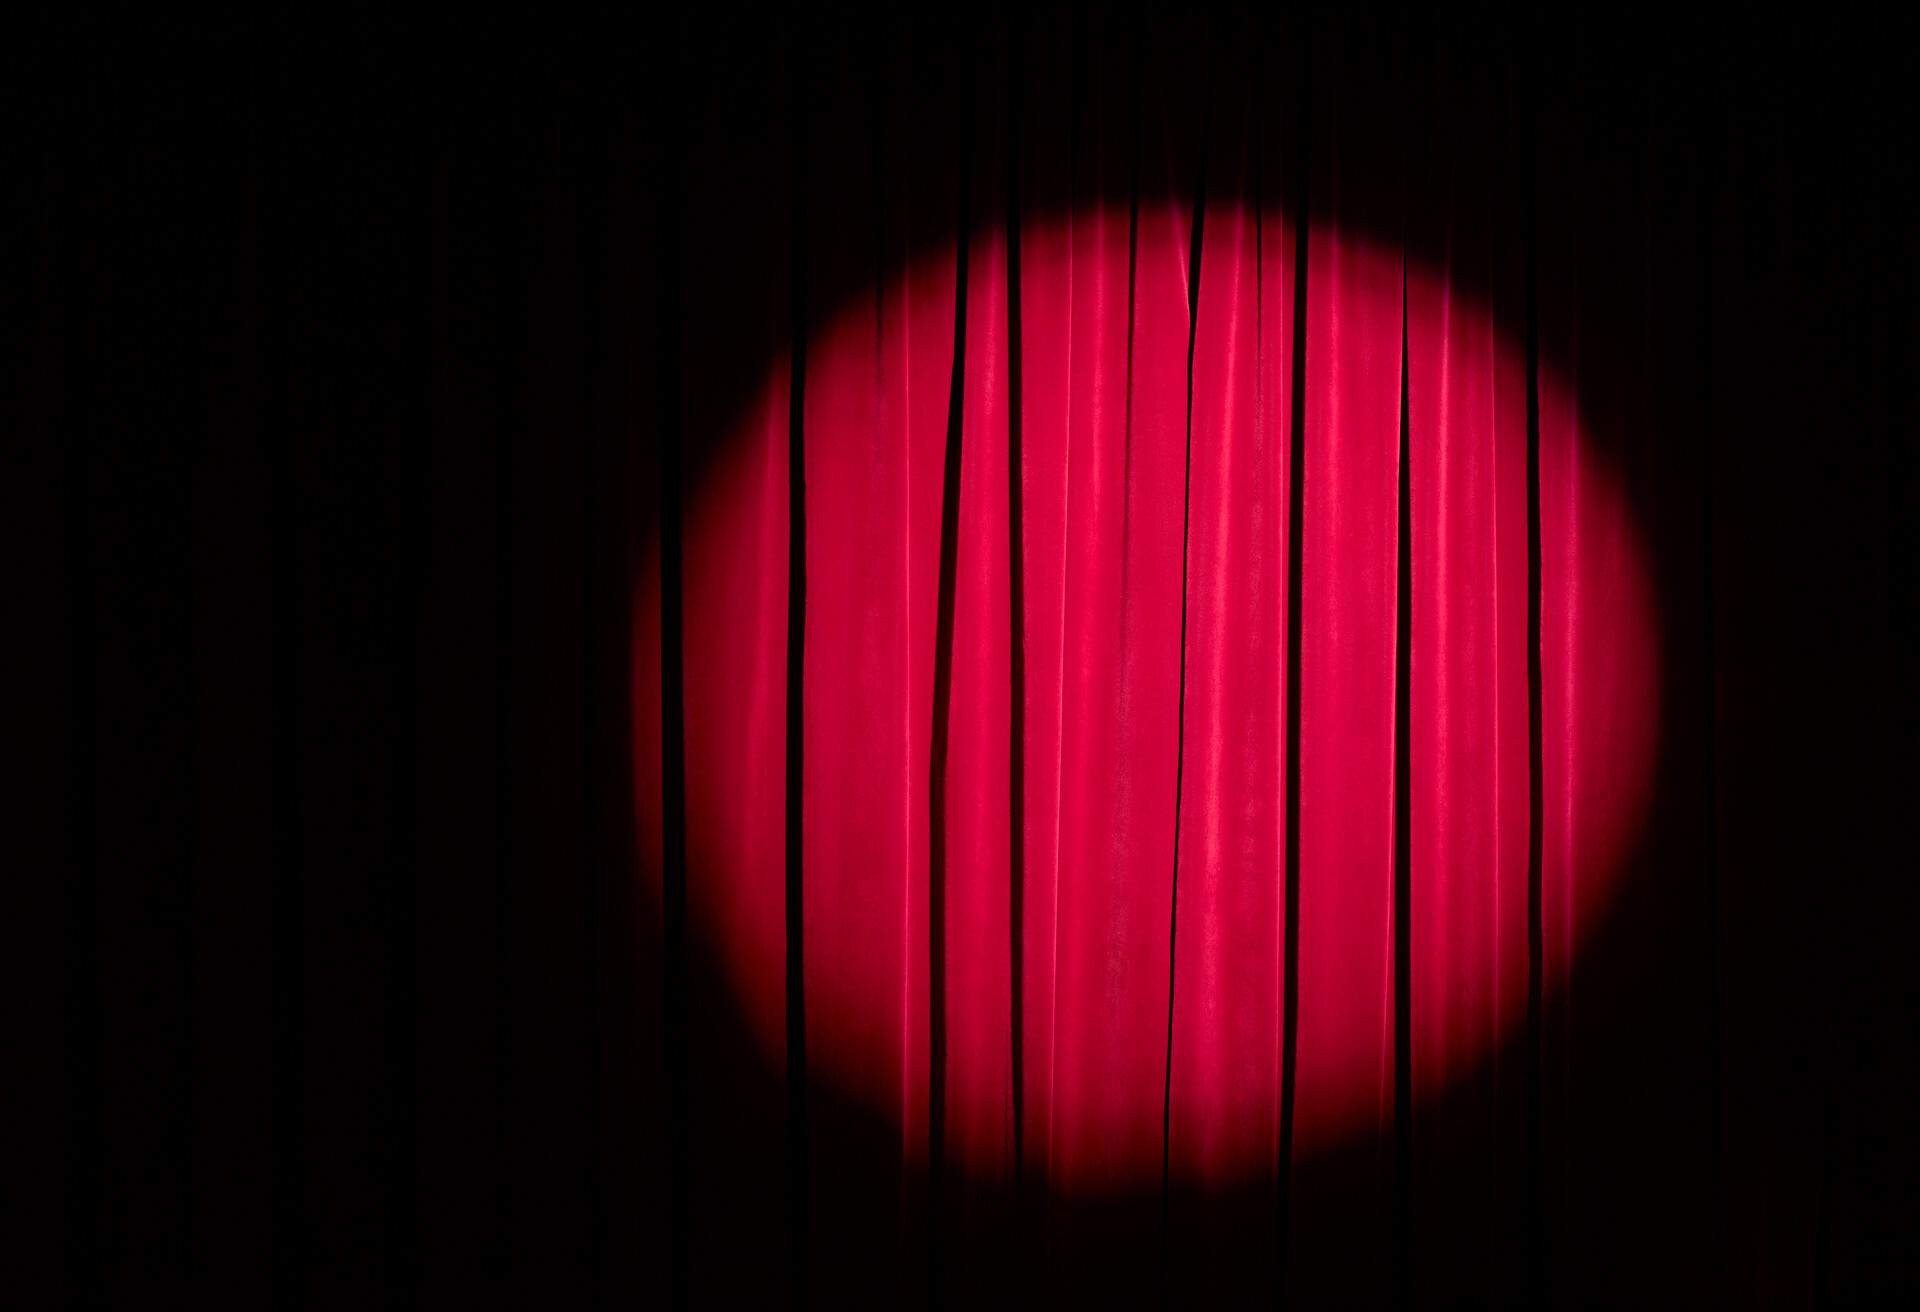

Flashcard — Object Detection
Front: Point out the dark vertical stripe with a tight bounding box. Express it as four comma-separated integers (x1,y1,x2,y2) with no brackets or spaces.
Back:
390,190,424,1312
1160,29,1212,1271
1812,1070,1834,1300
492,152,520,1298
1006,8,1028,1204
64,84,103,1297
1391,266,1414,1311
927,70,974,1308
380,103,429,1303
1522,63,1549,1309
594,92,656,1309
1697,121,1724,1297
579,122,612,1303
657,62,692,1312
785,44,811,1309
1276,32,1312,1302
267,104,306,1309
181,123,205,1293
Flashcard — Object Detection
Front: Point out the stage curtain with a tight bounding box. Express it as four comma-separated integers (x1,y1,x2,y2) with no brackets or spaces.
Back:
21,8,1914,1308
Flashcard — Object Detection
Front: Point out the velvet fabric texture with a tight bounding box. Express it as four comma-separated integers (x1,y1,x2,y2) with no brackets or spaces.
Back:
647,16,1663,1303
19,8,1915,1308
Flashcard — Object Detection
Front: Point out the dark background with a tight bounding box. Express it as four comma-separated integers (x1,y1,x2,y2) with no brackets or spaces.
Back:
8,6,1915,1306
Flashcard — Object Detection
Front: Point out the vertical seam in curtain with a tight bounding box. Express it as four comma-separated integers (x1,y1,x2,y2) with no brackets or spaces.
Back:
927,50,975,1302
1044,9,1086,1191
1159,26,1212,1274
1277,25,1314,1293
1252,25,1276,1201
1522,46,1548,1304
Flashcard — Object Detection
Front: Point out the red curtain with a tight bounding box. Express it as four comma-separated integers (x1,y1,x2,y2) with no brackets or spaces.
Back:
645,11,1671,1307
25,7,1914,1308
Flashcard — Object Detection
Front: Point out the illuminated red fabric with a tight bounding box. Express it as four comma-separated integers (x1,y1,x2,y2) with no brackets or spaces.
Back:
26,8,1912,1308
639,19,1657,1307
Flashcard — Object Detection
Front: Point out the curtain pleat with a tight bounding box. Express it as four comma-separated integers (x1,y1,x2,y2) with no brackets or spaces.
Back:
1162,19,1293,1305
938,19,1016,1301
1403,45,1533,1307
676,30,792,1308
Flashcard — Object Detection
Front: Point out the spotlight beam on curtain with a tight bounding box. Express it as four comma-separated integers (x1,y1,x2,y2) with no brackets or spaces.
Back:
644,12,1660,1308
